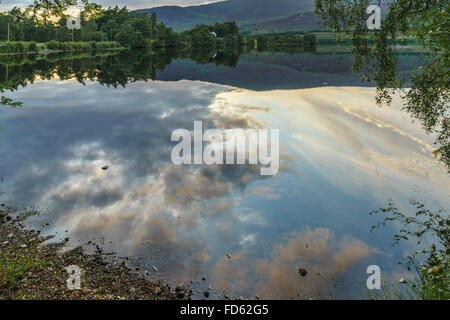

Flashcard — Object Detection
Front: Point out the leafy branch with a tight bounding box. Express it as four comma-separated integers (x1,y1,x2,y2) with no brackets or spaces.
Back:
1,81,22,108
370,199,449,299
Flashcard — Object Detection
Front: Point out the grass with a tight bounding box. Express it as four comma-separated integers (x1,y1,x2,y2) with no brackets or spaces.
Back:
0,244,54,299
0,41,123,55
366,282,412,300
0,245,37,289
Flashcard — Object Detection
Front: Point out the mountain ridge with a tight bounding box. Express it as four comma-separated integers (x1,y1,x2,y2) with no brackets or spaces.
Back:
135,0,317,32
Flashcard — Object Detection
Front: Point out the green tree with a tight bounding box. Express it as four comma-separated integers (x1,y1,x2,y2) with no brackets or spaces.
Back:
150,12,158,37
28,0,102,23
115,24,143,48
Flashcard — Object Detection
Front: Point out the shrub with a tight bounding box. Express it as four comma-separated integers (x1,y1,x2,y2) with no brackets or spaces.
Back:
0,41,121,55
13,42,25,52
303,34,317,47
0,43,9,54
84,42,93,51
5,42,15,53
88,40,97,50
61,42,70,50
28,41,38,52
46,40,61,50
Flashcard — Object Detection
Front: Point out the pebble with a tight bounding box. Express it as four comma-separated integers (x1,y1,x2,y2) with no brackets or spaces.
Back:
298,268,308,277
152,265,158,272
226,253,232,259
203,291,209,298
175,283,185,292
1,218,179,300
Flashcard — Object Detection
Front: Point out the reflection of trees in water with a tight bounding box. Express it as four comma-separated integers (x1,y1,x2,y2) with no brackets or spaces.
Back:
0,48,242,89
0,50,170,89
0,44,318,92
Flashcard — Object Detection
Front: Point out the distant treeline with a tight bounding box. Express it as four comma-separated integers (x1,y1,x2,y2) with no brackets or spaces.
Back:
256,34,317,51
0,6,317,52
0,6,246,50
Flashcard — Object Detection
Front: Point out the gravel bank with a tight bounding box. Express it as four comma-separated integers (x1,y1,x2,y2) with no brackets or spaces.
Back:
0,205,189,300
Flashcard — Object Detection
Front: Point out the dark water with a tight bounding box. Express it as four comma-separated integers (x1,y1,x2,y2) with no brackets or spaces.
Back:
0,49,448,299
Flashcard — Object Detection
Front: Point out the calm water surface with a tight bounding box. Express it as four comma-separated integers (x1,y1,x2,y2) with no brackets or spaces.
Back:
0,50,448,299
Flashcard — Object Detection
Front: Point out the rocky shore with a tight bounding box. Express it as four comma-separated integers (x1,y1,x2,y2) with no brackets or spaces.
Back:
0,205,189,300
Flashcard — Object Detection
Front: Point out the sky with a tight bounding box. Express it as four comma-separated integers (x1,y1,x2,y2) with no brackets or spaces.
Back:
1,0,223,11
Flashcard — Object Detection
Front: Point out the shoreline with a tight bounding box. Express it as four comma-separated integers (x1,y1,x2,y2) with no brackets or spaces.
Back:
0,41,124,57
0,206,189,300
0,48,124,56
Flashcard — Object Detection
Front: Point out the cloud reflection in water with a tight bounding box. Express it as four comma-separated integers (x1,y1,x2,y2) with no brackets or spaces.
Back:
0,80,448,298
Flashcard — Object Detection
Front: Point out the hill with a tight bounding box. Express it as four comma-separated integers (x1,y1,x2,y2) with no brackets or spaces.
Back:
136,0,317,32
240,12,322,35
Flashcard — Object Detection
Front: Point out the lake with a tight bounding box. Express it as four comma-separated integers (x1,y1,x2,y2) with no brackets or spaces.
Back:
0,48,448,299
